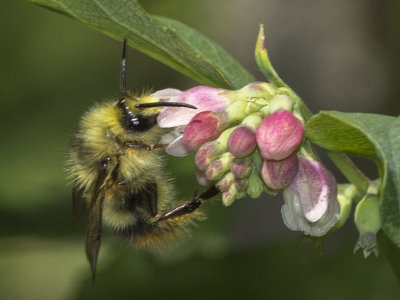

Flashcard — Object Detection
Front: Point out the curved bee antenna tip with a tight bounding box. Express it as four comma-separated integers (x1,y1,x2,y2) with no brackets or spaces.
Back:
135,102,197,109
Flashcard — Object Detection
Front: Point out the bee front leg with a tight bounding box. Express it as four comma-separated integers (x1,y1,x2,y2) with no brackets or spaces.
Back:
157,186,219,222
125,142,167,151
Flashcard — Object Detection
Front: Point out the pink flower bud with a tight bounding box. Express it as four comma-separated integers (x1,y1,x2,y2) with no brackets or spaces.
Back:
234,178,248,192
195,142,218,171
196,169,210,186
281,156,339,237
231,158,252,179
205,153,234,181
183,111,226,151
228,126,257,158
205,160,222,181
261,152,299,190
256,110,304,160
216,172,235,192
157,86,230,128
222,184,238,206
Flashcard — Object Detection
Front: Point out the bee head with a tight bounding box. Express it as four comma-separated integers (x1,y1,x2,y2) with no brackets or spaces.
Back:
117,39,196,133
117,94,196,132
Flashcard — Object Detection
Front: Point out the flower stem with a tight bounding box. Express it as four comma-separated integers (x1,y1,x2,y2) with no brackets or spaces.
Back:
326,151,370,195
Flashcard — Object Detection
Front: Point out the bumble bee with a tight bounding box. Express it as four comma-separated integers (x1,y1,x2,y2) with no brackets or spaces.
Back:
68,38,218,283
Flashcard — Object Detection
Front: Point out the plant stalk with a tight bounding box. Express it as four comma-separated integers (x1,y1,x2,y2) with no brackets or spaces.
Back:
326,151,370,195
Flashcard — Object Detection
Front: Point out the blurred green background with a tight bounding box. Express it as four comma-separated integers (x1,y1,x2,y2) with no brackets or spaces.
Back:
1,1,400,299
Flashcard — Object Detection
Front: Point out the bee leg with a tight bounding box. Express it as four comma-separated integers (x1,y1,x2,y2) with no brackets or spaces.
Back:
149,143,168,150
157,186,219,222
125,143,167,151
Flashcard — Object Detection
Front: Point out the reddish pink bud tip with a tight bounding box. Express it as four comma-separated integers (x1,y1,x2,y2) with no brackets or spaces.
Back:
261,152,299,190
234,178,248,191
217,173,235,192
228,126,257,158
195,143,217,171
205,160,223,181
231,158,252,179
183,111,224,151
256,110,304,160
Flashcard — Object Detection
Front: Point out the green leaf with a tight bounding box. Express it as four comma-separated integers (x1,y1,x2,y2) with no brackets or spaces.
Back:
254,24,287,88
305,111,400,248
27,0,254,89
155,17,254,89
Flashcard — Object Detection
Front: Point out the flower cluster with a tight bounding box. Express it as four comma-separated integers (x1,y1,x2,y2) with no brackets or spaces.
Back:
153,83,339,237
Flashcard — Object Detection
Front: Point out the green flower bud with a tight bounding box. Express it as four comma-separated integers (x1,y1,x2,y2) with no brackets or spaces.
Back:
225,82,276,103
195,127,236,170
222,183,238,206
241,114,263,130
247,171,264,199
205,152,234,181
259,105,270,117
269,94,294,113
354,194,381,257
225,100,251,123
216,172,235,192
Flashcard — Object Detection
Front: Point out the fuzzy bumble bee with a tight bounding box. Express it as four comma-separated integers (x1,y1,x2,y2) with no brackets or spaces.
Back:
68,39,218,282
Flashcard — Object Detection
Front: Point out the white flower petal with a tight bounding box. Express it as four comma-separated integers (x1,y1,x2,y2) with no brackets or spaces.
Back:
159,127,185,144
158,107,198,128
165,135,191,157
150,88,182,99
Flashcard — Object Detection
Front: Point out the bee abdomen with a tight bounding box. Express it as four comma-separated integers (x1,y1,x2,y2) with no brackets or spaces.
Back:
115,212,202,248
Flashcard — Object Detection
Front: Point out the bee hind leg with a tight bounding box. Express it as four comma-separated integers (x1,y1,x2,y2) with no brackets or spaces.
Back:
157,186,219,222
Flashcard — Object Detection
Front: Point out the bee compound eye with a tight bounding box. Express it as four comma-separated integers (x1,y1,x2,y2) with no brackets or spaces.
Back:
124,114,158,132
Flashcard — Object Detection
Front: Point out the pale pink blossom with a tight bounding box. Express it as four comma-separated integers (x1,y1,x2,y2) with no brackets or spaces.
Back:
157,86,229,128
281,155,339,236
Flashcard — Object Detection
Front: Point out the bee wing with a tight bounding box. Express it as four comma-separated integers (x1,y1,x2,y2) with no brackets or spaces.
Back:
72,184,88,221
85,166,108,285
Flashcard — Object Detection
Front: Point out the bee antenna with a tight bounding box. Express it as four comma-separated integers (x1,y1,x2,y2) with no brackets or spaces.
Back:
135,102,197,109
120,37,127,97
